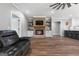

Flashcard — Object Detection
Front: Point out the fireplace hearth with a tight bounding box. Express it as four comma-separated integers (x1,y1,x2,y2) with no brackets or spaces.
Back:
35,30,44,35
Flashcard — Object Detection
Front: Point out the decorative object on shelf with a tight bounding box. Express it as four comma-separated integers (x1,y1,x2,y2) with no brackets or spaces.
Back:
65,20,72,30
65,21,69,26
50,3,78,10
28,18,33,30
46,18,51,30
65,20,72,26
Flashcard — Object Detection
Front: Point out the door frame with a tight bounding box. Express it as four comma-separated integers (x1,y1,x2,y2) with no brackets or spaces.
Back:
53,20,62,36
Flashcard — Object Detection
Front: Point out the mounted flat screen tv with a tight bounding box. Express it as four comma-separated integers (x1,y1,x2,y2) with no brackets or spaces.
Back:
35,20,43,25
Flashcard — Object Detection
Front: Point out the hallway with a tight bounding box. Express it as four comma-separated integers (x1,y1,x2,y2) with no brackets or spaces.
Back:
29,36,79,56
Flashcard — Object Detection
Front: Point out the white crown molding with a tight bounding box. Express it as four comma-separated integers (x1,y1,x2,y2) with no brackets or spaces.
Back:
12,3,23,12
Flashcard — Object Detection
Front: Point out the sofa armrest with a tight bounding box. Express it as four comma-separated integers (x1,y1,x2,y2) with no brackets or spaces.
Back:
19,37,31,41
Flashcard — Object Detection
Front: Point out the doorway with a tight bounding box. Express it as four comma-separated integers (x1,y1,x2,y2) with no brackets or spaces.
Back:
11,17,21,37
54,21,61,36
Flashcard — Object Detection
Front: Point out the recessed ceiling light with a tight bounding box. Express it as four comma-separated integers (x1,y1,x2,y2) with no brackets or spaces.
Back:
25,10,30,14
50,10,54,14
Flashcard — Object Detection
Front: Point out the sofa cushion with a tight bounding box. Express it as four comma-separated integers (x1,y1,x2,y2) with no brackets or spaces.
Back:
0,30,19,47
0,41,3,48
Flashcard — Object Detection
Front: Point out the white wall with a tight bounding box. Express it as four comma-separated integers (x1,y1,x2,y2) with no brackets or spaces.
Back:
0,3,13,30
0,3,22,30
53,4,79,19
72,18,79,27
20,14,28,37
0,3,28,37
69,18,79,30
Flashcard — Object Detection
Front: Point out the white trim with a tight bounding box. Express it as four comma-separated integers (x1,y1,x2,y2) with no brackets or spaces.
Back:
52,19,64,36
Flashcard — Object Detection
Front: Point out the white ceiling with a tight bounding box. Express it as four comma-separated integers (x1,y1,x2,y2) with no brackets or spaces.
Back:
14,3,54,17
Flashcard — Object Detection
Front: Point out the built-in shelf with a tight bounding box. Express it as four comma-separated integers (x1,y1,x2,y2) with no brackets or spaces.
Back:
45,19,51,30
28,17,51,30
27,17,52,37
27,18,33,30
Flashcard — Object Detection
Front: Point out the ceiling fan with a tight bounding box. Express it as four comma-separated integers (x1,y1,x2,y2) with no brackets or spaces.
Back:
50,3,78,10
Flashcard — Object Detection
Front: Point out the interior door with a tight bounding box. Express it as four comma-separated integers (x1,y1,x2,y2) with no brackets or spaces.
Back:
54,22,60,36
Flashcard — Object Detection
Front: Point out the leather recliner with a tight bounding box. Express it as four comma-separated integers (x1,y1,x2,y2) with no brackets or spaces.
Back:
0,30,31,56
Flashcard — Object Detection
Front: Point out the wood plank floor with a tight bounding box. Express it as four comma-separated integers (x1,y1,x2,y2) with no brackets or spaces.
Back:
29,36,79,56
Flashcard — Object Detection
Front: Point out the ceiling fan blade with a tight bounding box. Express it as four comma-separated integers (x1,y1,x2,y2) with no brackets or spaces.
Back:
62,3,65,9
56,4,63,10
67,3,71,8
74,3,78,4
50,3,58,7
50,3,77,10
52,3,60,9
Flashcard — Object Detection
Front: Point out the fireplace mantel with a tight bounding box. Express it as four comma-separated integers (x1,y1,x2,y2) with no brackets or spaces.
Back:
33,25,46,29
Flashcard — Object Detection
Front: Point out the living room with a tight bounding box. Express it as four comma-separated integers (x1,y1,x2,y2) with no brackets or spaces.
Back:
1,3,79,56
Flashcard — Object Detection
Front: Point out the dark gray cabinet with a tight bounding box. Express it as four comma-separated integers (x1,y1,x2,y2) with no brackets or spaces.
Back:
64,30,79,40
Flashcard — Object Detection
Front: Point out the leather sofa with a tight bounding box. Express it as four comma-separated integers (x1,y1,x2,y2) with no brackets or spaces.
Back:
0,30,31,56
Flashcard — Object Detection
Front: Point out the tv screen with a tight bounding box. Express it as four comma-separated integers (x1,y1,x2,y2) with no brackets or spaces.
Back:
36,20,43,25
